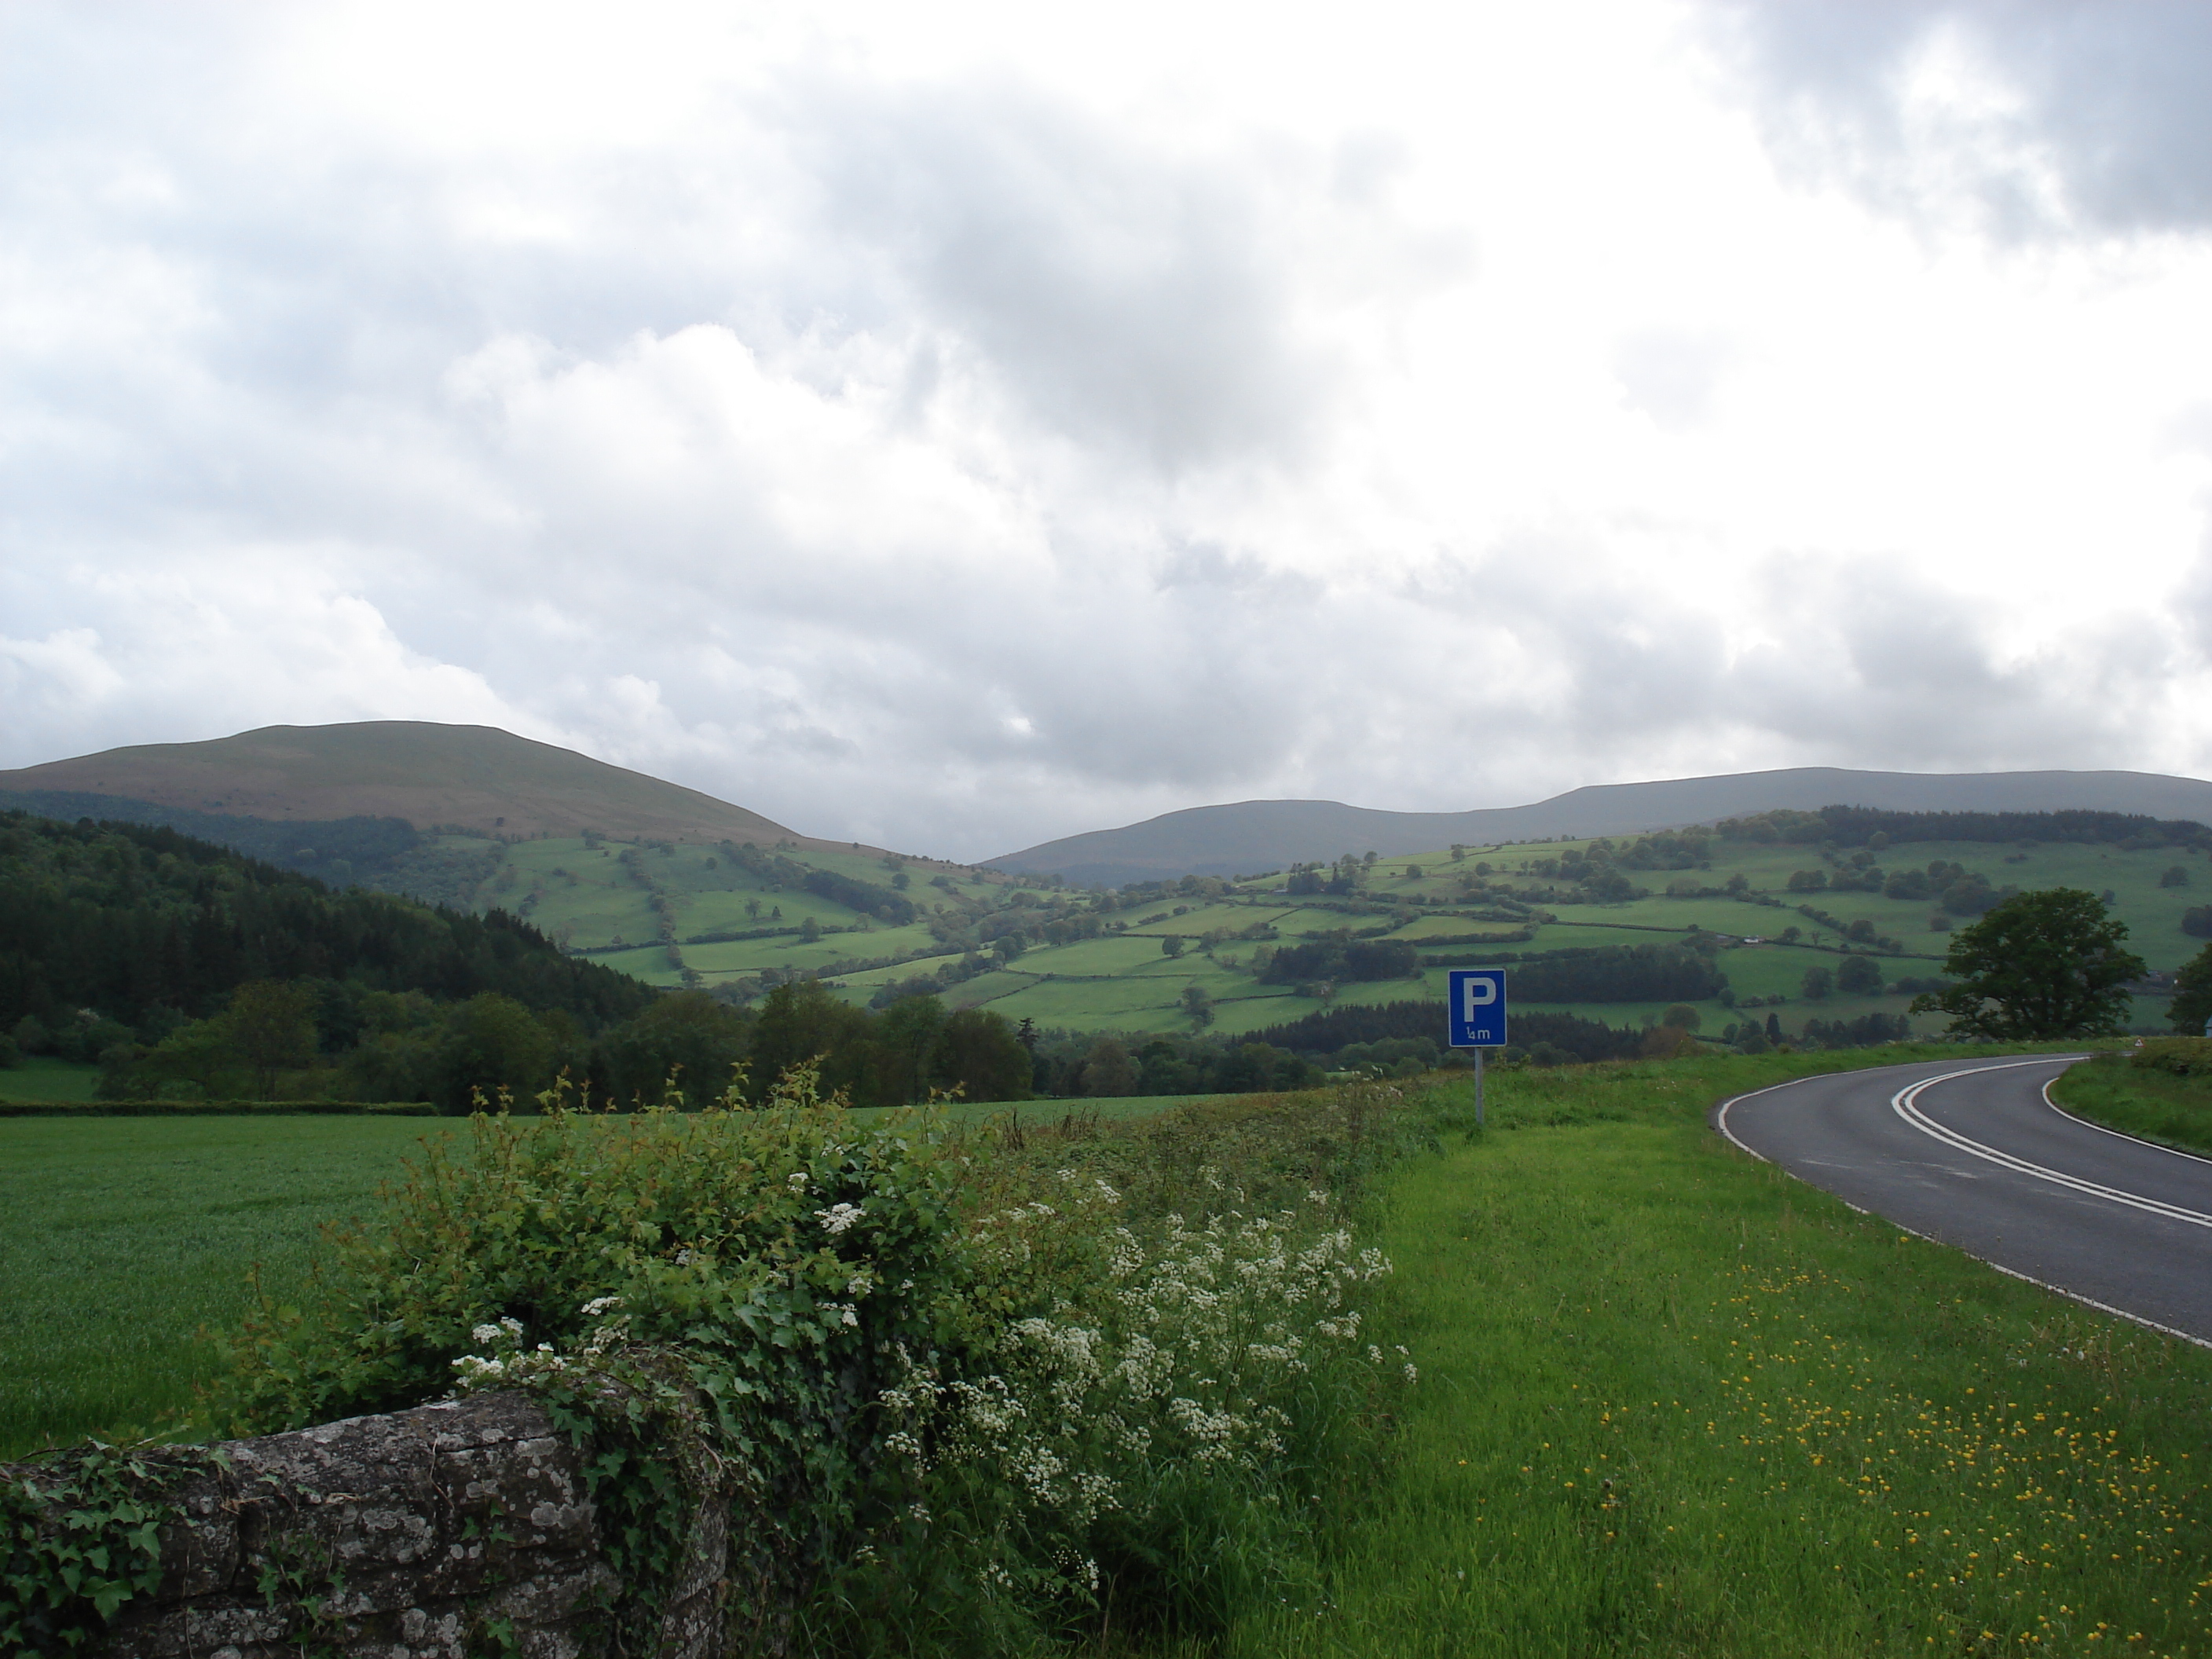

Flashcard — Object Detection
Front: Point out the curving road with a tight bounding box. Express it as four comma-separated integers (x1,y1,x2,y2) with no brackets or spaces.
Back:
1714,1054,2212,1346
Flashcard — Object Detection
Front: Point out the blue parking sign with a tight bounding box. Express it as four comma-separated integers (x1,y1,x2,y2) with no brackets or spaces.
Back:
1446,969,1507,1048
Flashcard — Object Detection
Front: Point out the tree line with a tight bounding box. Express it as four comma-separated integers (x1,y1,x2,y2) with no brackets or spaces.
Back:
1716,804,2211,851
0,789,422,886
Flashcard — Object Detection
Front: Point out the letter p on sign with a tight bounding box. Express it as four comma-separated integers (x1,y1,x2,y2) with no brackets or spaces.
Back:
1446,969,1507,1048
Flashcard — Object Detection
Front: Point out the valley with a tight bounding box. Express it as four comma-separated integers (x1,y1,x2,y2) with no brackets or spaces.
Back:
446,810,2212,1046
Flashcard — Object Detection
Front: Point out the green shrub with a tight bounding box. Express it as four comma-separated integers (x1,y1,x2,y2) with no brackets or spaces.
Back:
214,1071,1415,1653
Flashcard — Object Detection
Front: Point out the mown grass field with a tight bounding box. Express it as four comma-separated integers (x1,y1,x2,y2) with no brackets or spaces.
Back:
0,1057,100,1103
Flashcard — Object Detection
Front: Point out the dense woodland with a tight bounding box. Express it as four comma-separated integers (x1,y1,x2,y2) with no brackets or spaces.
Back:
0,813,1038,1111
0,789,422,886
0,813,651,1035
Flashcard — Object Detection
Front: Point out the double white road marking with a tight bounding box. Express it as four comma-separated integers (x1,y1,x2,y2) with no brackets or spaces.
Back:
1891,1060,2212,1230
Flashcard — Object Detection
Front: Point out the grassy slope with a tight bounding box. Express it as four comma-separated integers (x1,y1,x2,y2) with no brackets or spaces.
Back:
1216,1053,2212,1657
2050,1054,2212,1159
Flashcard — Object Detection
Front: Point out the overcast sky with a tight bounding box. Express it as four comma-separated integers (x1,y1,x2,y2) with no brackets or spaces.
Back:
7,1,2212,859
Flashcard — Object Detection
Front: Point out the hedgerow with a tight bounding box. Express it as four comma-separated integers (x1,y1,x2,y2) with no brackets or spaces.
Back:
213,1071,1422,1653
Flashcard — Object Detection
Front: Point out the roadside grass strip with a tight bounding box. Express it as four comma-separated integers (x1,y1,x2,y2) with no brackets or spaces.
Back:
2053,1055,2212,1162
1215,1060,2212,1658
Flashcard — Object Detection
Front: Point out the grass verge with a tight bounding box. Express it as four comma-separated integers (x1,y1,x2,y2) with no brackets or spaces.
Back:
1210,1049,2212,1657
2050,1052,2212,1159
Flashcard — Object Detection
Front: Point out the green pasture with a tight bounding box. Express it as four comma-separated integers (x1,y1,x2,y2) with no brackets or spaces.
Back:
395,822,2212,1042
1387,913,1531,941
1009,934,1185,976
1,1095,1226,1461
1116,900,1261,936
0,1114,449,1459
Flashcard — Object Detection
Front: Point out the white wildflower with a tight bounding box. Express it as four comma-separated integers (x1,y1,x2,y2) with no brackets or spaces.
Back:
580,1295,623,1317
815,1201,866,1236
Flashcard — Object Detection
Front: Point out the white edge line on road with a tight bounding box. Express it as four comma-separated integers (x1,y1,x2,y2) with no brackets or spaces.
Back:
1712,1054,2212,1352
2040,1075,2212,1170
1893,1068,2212,1229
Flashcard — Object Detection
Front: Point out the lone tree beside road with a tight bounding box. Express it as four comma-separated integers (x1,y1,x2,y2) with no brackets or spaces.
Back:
1910,888,2146,1040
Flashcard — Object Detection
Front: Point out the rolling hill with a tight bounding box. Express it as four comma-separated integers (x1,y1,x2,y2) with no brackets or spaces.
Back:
0,722,801,846
989,767,2212,886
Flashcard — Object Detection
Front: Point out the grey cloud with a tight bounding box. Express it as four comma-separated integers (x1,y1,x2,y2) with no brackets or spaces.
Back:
782,78,1341,471
1729,555,2166,768
1612,329,1733,428
5,5,2202,865
1707,0,2212,238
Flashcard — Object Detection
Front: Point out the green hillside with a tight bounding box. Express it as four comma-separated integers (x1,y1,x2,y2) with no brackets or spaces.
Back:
508,804,2212,1050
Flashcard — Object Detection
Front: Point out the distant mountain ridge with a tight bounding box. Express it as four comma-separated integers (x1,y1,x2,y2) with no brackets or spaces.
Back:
0,722,810,848
990,767,2212,887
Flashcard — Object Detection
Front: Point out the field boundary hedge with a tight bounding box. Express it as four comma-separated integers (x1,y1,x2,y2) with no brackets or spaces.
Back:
0,1099,437,1117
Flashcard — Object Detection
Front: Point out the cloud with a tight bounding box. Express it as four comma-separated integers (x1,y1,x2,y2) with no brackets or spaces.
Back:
5,3,2212,861
1613,328,1733,429
1705,0,2212,240
783,78,1346,471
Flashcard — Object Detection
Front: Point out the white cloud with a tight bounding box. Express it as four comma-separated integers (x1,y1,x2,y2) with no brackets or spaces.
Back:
4,0,2212,859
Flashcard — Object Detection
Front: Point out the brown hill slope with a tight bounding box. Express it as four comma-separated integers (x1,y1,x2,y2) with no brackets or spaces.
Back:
0,722,807,844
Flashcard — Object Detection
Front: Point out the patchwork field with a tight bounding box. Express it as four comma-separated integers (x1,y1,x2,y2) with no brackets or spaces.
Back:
379,819,2212,1045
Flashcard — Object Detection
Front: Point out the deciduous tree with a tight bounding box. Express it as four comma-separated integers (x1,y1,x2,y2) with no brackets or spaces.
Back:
1910,888,2146,1040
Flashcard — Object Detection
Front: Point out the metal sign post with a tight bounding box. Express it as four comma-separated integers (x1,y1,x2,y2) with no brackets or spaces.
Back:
1445,968,1508,1128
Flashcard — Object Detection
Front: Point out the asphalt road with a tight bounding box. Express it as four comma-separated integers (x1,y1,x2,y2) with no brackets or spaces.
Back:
1715,1054,2212,1346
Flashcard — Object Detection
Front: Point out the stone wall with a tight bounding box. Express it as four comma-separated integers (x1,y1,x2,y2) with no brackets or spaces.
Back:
9,1392,729,1659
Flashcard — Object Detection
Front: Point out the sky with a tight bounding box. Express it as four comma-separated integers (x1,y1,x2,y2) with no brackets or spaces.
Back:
6,0,2212,860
